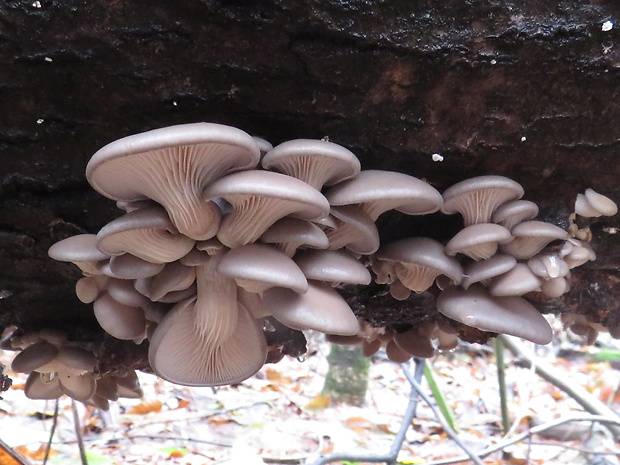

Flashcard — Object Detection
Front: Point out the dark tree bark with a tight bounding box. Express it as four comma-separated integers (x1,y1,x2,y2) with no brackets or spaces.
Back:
0,0,619,373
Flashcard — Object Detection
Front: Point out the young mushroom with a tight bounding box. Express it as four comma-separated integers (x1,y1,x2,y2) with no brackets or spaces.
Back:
441,175,524,226
575,188,618,218
261,139,361,190
445,223,513,261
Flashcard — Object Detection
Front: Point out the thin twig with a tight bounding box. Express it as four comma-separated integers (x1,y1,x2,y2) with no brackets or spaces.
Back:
308,358,425,465
59,434,232,448
403,362,485,465
418,414,620,465
71,399,88,465
499,335,620,439
42,399,60,465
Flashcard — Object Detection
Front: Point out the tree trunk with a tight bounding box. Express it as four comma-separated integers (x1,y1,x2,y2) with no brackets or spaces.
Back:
322,344,370,406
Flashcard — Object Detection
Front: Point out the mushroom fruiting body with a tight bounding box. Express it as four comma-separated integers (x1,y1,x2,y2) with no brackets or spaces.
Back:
441,175,524,226
500,221,568,259
261,139,361,190
205,170,330,248
575,188,618,217
148,254,267,386
325,170,443,220
374,237,463,293
436,285,552,345
86,123,261,241
445,223,513,260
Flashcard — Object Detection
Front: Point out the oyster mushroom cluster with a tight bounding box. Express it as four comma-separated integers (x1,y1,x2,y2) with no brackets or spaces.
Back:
2,329,142,409
46,122,449,390
40,122,617,395
353,179,618,363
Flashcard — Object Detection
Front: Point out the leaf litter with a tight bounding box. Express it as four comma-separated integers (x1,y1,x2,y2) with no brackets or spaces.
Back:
0,320,619,465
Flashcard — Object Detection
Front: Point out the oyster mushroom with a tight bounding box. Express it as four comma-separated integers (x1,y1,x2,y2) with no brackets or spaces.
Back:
148,254,267,386
442,175,524,226
205,170,330,248
261,139,361,190
86,123,261,241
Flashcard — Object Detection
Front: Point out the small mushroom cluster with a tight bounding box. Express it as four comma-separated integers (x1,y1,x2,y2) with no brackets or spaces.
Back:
2,329,142,409
40,122,618,394
47,123,450,389
355,179,618,362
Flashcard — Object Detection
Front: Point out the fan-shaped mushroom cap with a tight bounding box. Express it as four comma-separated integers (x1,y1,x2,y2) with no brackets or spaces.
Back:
205,170,330,248
500,221,568,259
527,255,569,279
575,188,618,217
93,292,147,341
261,139,361,190
263,281,361,335
86,123,261,240
462,254,517,289
437,285,552,344
393,329,436,358
148,261,196,301
492,200,539,230
149,296,267,386
540,277,570,297
294,249,371,285
325,170,443,221
104,254,166,279
376,237,463,293
75,275,109,303
260,217,329,257
385,339,413,363
24,372,63,400
97,206,195,264
445,223,513,260
442,175,524,226
324,205,380,255
217,243,308,294
114,370,144,398
56,347,97,374
107,278,152,307
488,263,542,296
48,234,110,275
59,373,97,402
11,342,58,373
362,338,382,357
388,279,412,300
253,136,273,156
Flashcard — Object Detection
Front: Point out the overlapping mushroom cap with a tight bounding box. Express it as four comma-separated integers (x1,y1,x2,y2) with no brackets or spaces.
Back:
87,123,261,241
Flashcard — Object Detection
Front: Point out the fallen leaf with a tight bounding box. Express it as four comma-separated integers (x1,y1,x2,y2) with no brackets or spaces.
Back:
128,400,163,415
344,417,374,430
304,394,331,410
15,444,56,461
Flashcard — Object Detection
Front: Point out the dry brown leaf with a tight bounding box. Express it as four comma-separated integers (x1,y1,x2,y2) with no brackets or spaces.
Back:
344,416,374,430
15,444,56,461
304,394,331,410
265,367,290,384
128,400,163,415
175,399,191,410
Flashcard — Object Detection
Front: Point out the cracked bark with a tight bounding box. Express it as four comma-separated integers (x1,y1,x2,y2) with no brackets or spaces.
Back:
0,0,619,373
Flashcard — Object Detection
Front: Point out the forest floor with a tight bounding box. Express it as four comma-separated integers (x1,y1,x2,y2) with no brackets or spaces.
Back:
0,317,619,465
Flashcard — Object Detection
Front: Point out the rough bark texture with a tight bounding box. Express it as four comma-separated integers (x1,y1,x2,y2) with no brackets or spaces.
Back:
0,0,619,373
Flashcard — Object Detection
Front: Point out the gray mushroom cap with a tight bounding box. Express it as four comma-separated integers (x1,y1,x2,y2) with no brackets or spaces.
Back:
262,280,361,335
445,223,513,261
575,188,618,217
205,170,331,248
24,372,63,400
261,138,361,190
260,217,329,257
325,170,444,221
442,175,524,226
462,254,517,289
492,200,539,230
48,234,110,276
11,342,58,373
325,205,380,255
294,249,372,285
217,243,308,294
376,237,463,293
86,123,261,241
488,263,542,296
500,221,568,259
96,206,195,264
436,285,552,344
